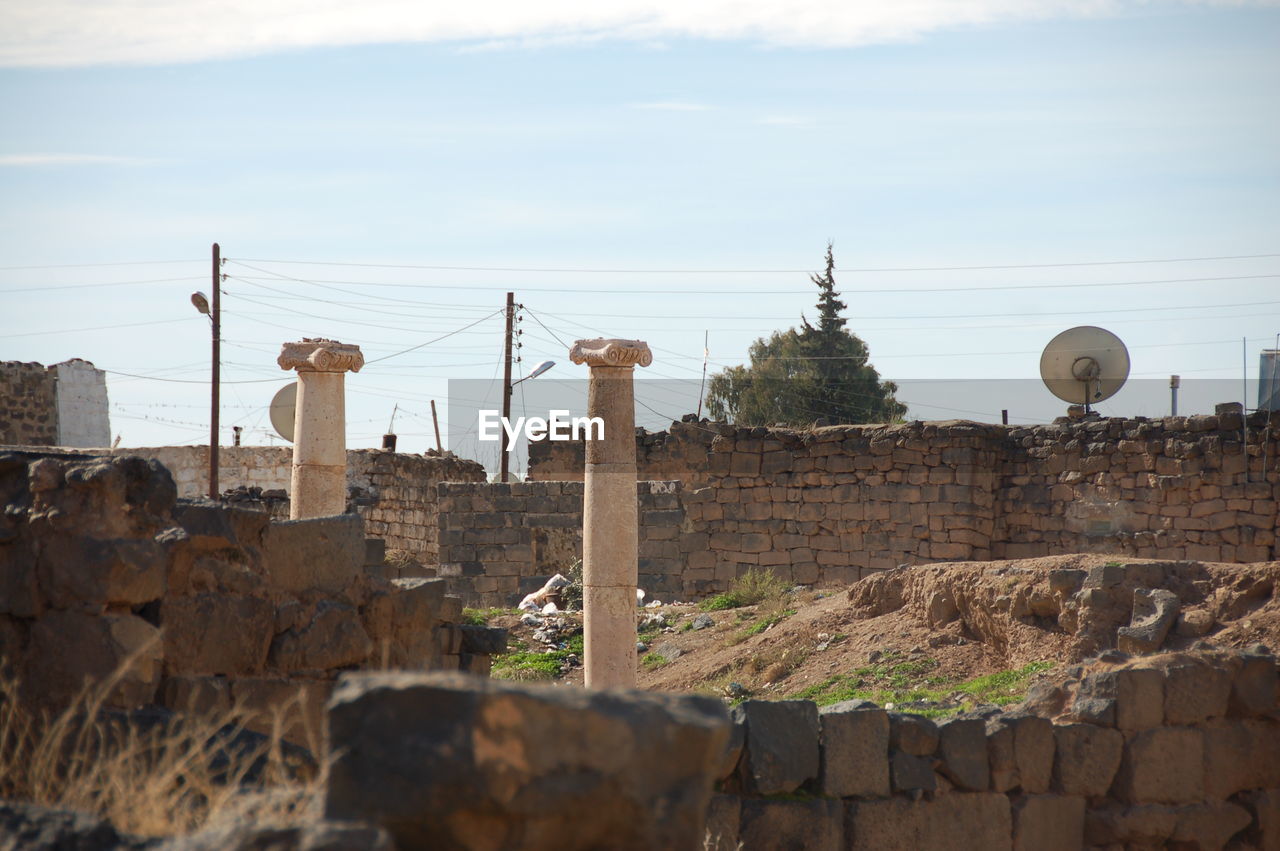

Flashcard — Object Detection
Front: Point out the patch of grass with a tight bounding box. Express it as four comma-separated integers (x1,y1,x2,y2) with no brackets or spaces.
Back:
461,607,511,626
642,653,668,670
492,631,583,681
788,659,1055,719
739,609,796,639
698,568,789,611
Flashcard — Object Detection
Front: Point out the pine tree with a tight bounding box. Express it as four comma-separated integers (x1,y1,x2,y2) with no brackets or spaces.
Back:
705,244,906,426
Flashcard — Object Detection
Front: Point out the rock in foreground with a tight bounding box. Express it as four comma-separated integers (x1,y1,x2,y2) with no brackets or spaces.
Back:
324,671,730,851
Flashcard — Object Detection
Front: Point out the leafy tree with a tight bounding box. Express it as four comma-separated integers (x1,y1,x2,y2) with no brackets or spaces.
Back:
705,244,906,426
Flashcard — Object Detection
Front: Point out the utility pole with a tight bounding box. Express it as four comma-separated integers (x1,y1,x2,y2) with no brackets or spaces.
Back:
500,291,515,482
1170,374,1180,416
210,243,222,500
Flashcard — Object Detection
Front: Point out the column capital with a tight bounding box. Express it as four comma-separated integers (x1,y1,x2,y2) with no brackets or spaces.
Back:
569,338,653,369
278,338,364,374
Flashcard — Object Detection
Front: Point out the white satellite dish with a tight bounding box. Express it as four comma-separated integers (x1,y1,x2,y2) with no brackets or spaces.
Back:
269,382,297,443
1040,326,1130,412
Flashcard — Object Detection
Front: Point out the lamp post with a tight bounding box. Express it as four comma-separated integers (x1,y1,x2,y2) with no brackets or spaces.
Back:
502,359,555,480
191,243,221,499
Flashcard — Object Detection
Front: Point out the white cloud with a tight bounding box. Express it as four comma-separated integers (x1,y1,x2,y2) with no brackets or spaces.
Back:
630,101,711,111
2,0,1275,68
0,154,157,166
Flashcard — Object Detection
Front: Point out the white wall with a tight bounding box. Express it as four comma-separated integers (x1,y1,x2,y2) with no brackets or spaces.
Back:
54,359,111,448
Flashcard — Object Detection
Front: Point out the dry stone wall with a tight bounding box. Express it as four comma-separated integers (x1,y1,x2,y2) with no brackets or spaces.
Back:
436,480,687,608
1,445,486,562
318,645,1279,850
0,449,501,748
0,361,59,446
0,358,110,448
516,414,1280,599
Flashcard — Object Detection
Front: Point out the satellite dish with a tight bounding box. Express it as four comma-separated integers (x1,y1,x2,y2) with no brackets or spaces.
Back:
269,382,297,443
1040,326,1130,412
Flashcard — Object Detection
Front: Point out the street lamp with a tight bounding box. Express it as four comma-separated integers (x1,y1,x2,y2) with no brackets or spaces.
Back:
502,359,556,480
191,243,221,499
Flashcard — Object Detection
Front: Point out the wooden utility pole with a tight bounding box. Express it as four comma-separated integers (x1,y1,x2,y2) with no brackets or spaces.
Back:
500,291,515,482
210,243,221,500
430,399,443,453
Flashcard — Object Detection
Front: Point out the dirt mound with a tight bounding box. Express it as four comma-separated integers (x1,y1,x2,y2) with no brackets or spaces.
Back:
487,555,1279,713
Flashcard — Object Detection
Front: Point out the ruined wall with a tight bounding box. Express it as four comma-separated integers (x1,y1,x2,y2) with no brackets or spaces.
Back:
0,449,502,747
701,645,1280,850
318,645,1280,850
11,445,487,562
436,480,687,608
0,361,58,446
0,359,110,448
517,414,1280,599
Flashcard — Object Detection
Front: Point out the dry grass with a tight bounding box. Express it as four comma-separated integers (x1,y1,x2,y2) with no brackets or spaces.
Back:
0,649,323,838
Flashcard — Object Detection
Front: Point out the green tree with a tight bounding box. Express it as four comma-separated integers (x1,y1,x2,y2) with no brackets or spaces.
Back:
705,244,906,426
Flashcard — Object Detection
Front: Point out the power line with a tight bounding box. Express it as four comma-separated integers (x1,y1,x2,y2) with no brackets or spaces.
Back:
231,252,1280,274
0,275,208,294
0,316,197,339
0,260,201,271
364,309,506,365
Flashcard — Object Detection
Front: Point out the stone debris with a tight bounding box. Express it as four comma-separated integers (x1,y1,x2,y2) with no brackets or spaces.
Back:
1116,587,1180,654
691,613,715,630
517,573,570,612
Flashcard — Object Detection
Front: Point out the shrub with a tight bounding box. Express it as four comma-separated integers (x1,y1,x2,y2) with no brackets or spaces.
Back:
698,568,789,611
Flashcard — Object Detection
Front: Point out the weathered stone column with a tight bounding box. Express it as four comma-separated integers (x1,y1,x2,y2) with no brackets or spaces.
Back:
570,338,652,689
278,338,364,519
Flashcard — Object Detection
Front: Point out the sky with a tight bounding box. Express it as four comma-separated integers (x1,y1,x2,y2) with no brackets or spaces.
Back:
1,0,1278,475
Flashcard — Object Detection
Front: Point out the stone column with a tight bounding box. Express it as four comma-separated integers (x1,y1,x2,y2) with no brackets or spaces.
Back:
278,338,364,519
570,338,652,689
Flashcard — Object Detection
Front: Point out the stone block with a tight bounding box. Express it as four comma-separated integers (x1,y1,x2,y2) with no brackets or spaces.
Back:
160,674,232,716
1052,723,1123,798
1084,803,1178,847
938,717,989,791
1237,788,1280,851
1012,794,1084,851
733,699,820,795
23,610,161,709
1231,649,1278,716
739,798,842,851
846,793,1012,851
263,514,364,595
1114,726,1203,804
269,602,373,672
890,751,935,793
459,625,507,655
818,704,889,798
161,593,273,676
704,794,740,851
1162,656,1232,724
37,535,168,610
325,671,729,851
1170,801,1253,850
1073,667,1164,730
988,713,1054,794
1201,717,1280,799
889,712,939,756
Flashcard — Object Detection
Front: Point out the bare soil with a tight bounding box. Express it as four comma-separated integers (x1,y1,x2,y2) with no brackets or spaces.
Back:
488,554,1280,706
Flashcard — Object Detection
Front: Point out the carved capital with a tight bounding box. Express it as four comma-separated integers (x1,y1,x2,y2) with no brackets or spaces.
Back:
278,338,364,374
569,338,653,369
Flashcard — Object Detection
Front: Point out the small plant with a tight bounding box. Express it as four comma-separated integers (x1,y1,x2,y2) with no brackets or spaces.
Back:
698,568,789,611
561,559,584,610
642,653,668,670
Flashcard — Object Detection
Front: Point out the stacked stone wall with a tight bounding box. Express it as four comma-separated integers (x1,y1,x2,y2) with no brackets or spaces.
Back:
316,645,1280,849
437,480,686,608
0,449,501,748
0,445,487,562
0,361,59,446
513,414,1280,599
697,645,1280,849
